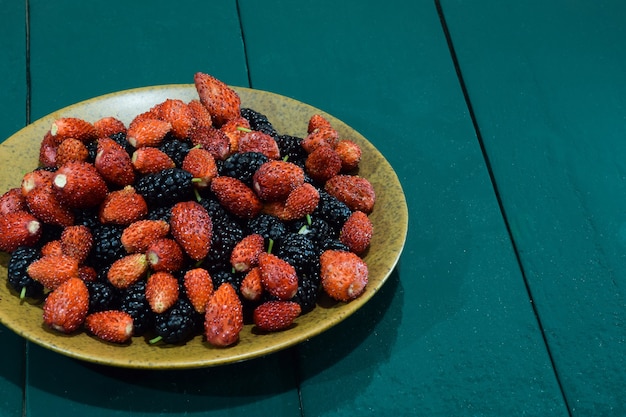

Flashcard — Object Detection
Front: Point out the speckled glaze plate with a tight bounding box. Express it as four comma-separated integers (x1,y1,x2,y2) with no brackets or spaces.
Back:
0,85,407,369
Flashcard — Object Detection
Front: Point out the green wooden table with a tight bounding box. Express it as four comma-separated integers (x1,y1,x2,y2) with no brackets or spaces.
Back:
0,0,622,415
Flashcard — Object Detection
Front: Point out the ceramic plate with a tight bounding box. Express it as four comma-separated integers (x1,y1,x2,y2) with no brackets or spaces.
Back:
0,85,408,369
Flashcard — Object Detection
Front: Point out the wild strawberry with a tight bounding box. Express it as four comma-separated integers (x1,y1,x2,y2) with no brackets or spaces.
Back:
0,211,42,252
260,201,290,221
182,147,218,188
99,186,148,225
41,240,63,257
145,271,179,314
126,118,171,148
253,301,301,332
25,185,75,227
28,254,79,290
78,265,97,282
50,117,98,143
93,116,127,138
334,139,362,172
107,253,148,289
240,267,263,302
188,99,213,131
210,176,263,219
284,183,320,220
325,175,376,213
56,138,89,166
170,201,212,261
230,233,265,272
85,310,134,343
305,145,342,183
39,131,59,167
219,116,251,152
53,161,108,208
21,169,54,196
183,268,213,314
189,125,231,160
194,72,241,127
146,238,184,272
320,250,368,302
204,283,243,347
131,147,176,174
258,252,298,300
307,114,334,133
252,160,305,201
340,211,373,255
95,137,135,187
42,277,89,333
60,225,93,263
0,188,27,215
238,131,281,159
128,110,160,131
151,99,193,139
121,219,170,253
301,126,339,153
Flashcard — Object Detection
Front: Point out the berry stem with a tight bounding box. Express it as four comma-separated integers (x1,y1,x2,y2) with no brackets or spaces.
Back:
149,335,163,344
267,238,274,254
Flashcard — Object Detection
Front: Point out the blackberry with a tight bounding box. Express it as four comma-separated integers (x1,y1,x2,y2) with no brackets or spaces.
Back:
219,152,269,186
135,168,194,207
119,280,154,336
7,246,44,299
202,218,245,274
313,190,352,231
159,139,192,167
88,224,126,269
85,281,119,314
247,214,287,243
146,205,171,223
292,270,321,314
86,140,98,162
319,239,351,252
291,217,336,252
211,270,245,296
240,108,278,137
73,207,100,230
36,223,64,249
275,134,307,167
109,132,134,155
153,298,202,344
276,232,319,276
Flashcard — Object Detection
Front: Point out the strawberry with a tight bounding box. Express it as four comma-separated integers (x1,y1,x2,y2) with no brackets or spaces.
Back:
307,114,334,133
188,99,213,131
194,72,241,127
50,117,98,143
0,211,42,252
85,310,134,343
145,271,179,313
183,268,214,314
151,99,193,139
324,175,376,214
146,238,184,272
219,116,251,153
41,240,63,257
128,110,160,131
320,250,368,302
93,116,127,138
301,126,339,153
121,219,170,253
60,225,93,263
252,160,305,201
238,131,281,159
253,301,301,332
42,277,89,333
340,211,373,255
107,253,148,289
334,139,362,172
99,186,148,225
28,254,79,290
39,131,59,167
240,267,263,302
203,283,243,347
131,147,176,174
189,125,231,160
21,169,54,196
283,183,320,220
78,265,98,282
182,147,218,188
53,161,108,208
126,118,171,148
230,233,265,272
258,252,298,300
210,176,263,219
24,184,75,227
0,187,27,215
95,137,135,187
170,201,212,261
305,145,342,183
56,138,89,166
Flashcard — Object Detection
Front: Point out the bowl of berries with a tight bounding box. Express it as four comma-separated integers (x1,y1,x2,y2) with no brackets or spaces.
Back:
0,73,407,368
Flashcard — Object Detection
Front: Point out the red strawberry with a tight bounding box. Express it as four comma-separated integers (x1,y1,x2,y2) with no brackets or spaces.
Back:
121,219,170,253
95,137,135,187
146,238,184,272
50,117,97,143
93,116,127,138
128,110,160,131
53,161,108,208
308,114,334,133
194,72,241,127
56,138,89,166
258,252,298,300
151,99,193,139
42,277,89,333
189,125,231,160
0,211,42,252
21,169,54,196
126,118,171,148
253,301,301,332
41,240,63,257
85,310,134,343
107,253,148,289
99,186,148,225
25,185,75,227
0,188,27,215
60,225,93,263
78,265,98,282
182,147,218,188
145,271,179,314
240,267,263,302
340,211,373,255
219,116,250,152
170,201,212,261
284,183,320,220
305,145,342,183
230,233,265,272
28,254,79,290
210,176,263,219
183,268,214,314
188,99,213,131
320,250,368,302
204,283,243,347
301,126,339,153
39,131,59,167
238,131,281,159
252,160,305,201
131,147,176,174
324,175,376,214
334,139,362,172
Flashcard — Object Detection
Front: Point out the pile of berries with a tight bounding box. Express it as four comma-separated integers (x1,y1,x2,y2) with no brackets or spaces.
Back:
0,72,375,347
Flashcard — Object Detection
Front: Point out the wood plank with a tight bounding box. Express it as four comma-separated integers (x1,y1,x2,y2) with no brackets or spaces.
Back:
439,0,626,415
238,0,570,415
